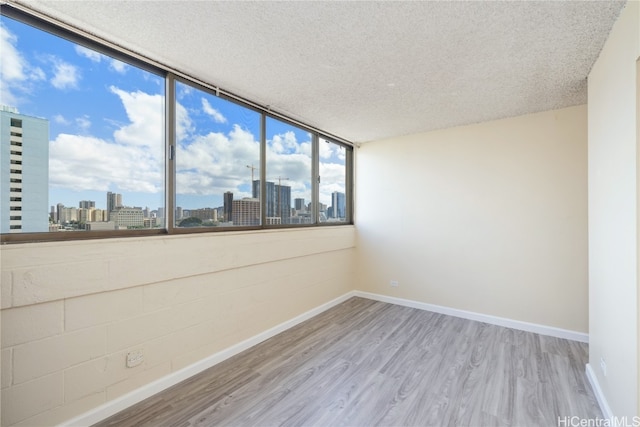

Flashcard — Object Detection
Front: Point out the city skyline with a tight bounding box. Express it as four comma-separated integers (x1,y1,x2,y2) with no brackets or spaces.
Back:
49,185,346,228
2,17,347,218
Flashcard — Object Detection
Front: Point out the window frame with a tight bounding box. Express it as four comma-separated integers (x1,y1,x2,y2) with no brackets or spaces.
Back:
168,75,267,234
0,4,354,244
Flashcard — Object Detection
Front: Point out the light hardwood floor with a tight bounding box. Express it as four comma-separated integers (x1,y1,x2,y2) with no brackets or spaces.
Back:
94,297,601,426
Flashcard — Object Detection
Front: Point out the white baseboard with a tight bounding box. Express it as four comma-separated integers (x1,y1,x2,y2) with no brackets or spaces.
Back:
59,291,357,427
61,289,588,426
353,291,589,343
586,363,613,419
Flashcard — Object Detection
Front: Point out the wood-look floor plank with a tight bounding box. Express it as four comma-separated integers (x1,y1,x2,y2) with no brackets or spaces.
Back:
93,297,601,427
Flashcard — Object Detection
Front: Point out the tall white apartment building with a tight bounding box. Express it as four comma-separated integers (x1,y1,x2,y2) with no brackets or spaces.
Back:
0,106,49,233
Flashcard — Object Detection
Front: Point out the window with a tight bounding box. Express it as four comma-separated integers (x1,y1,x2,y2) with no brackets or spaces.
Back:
319,137,349,223
174,80,261,229
1,5,353,243
1,11,165,235
265,117,313,225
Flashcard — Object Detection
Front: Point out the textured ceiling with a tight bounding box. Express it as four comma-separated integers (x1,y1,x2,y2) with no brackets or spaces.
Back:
11,0,626,143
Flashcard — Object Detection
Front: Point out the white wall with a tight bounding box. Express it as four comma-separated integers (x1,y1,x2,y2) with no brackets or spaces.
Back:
0,227,355,426
588,1,639,418
356,105,589,333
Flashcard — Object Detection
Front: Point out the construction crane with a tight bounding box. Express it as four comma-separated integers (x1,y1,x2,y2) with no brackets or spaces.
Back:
246,164,258,182
275,176,289,188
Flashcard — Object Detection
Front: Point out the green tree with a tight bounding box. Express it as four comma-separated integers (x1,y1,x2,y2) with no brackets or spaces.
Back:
179,217,203,227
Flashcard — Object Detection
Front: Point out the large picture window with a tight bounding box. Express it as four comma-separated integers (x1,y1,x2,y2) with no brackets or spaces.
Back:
1,13,165,235
265,117,313,225
174,80,261,228
0,6,353,243
319,137,349,223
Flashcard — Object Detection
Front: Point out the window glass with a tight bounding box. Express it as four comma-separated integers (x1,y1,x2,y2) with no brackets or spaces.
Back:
1,17,165,233
265,117,313,225
319,137,348,223
174,81,261,228
1,9,353,242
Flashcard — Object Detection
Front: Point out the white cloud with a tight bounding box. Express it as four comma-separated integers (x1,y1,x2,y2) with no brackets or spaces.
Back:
1,25,26,82
319,162,346,204
75,116,91,132
176,125,259,196
320,138,346,160
201,98,227,123
176,101,194,142
263,132,315,201
51,60,80,89
49,87,164,194
270,131,299,154
53,114,70,125
0,24,45,106
30,67,46,81
75,45,128,74
110,59,128,74
110,86,164,149
318,139,346,204
75,45,102,62
47,85,341,206
49,133,161,193
177,84,193,99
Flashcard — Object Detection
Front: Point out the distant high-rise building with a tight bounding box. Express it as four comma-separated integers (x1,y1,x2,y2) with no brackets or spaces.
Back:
232,198,260,226
223,191,233,221
59,206,78,224
78,208,92,224
56,203,64,223
252,180,290,223
215,206,224,221
252,180,273,215
277,185,291,223
94,209,108,222
330,191,346,219
79,200,95,209
294,198,306,212
106,192,122,214
109,207,144,229
1,106,49,233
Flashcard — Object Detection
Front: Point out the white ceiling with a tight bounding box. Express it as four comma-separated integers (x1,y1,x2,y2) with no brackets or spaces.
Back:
12,0,626,144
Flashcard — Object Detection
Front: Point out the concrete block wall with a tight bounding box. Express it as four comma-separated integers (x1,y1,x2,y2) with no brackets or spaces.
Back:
0,226,356,426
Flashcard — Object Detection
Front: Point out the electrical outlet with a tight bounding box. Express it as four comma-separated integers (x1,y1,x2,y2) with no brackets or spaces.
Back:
600,357,607,377
126,349,144,368
390,280,399,287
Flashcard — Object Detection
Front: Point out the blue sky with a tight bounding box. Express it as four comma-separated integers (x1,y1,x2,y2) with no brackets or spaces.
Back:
2,15,346,214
